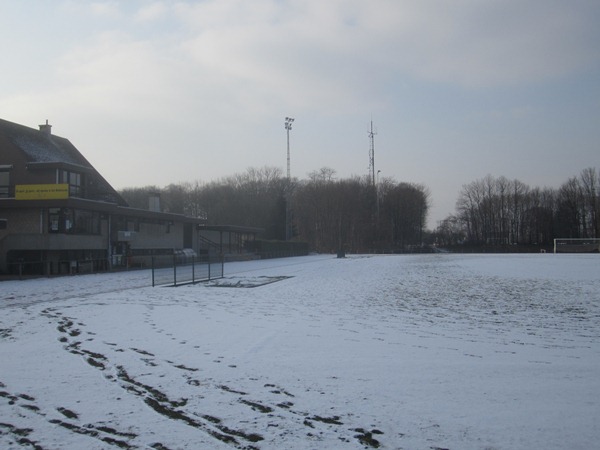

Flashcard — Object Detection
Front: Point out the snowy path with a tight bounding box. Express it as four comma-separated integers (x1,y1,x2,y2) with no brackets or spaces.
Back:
1,254,599,449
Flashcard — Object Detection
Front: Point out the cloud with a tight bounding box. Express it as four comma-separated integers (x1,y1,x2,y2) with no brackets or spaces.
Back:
87,1,122,19
134,1,168,23
167,0,600,110
3,0,598,137
169,1,387,113
23,0,599,125
2,0,599,200
398,0,600,87
52,32,168,115
314,0,600,89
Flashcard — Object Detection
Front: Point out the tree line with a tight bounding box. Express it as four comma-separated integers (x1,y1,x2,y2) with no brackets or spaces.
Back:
434,167,600,247
120,166,599,252
119,166,430,253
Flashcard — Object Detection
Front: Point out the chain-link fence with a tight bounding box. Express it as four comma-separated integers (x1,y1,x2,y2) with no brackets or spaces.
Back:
151,254,224,287
6,258,109,279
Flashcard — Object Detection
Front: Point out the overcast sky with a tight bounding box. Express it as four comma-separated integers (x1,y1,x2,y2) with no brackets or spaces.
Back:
1,0,599,227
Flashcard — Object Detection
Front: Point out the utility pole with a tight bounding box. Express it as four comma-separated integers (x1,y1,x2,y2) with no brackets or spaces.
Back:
369,120,378,252
377,169,381,218
368,120,376,187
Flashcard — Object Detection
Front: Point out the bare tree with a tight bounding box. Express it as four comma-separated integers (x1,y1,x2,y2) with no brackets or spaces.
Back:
557,176,584,238
580,167,599,238
118,165,431,253
447,168,598,248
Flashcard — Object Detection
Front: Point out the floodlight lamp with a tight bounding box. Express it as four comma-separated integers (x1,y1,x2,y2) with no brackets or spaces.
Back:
285,117,294,131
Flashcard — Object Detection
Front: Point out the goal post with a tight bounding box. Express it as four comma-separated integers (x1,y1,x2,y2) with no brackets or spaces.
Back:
553,238,600,253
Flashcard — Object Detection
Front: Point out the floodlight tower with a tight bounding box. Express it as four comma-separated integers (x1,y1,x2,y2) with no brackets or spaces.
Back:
285,117,294,179
284,117,295,241
368,120,377,187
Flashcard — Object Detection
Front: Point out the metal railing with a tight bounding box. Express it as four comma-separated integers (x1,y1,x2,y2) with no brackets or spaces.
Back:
151,254,224,287
6,258,109,279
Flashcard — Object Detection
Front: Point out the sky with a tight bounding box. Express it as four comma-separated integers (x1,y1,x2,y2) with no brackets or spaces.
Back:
1,0,599,228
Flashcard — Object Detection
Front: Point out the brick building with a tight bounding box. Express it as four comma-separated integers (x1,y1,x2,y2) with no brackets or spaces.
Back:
0,118,211,275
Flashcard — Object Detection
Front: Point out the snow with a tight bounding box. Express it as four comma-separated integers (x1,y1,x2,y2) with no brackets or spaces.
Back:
1,253,599,449
14,134,82,166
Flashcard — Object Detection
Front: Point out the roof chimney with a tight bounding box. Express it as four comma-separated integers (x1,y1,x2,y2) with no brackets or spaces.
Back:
39,120,52,135
149,193,161,212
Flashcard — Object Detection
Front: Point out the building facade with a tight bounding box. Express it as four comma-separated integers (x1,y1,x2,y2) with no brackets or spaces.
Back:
0,118,207,275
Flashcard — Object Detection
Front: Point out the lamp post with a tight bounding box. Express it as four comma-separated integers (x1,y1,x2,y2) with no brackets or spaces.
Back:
284,117,294,240
285,117,294,179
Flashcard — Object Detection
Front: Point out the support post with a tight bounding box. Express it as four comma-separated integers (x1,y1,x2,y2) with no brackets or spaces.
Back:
173,254,177,286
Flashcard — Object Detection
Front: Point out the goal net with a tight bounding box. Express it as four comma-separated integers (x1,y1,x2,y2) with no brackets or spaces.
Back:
554,238,600,253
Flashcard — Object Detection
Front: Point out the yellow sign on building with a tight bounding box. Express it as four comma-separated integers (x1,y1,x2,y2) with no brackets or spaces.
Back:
15,184,69,200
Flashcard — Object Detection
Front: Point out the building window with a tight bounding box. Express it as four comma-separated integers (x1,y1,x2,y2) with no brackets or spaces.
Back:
74,209,100,234
48,208,99,234
49,208,60,232
53,208,73,233
0,170,10,198
58,169,83,197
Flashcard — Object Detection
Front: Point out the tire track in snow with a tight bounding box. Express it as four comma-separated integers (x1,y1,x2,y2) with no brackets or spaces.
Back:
48,307,266,449
0,379,137,449
44,304,387,448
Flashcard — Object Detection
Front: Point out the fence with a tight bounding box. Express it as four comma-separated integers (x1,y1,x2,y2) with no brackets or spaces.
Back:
245,240,309,259
6,258,109,278
151,254,224,287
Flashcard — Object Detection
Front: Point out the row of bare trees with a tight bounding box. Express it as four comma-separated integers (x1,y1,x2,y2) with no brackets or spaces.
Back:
435,168,599,247
119,166,430,253
295,168,429,252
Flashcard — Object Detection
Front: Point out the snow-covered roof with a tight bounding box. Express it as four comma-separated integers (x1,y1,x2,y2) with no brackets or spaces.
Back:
0,118,128,206
0,118,91,167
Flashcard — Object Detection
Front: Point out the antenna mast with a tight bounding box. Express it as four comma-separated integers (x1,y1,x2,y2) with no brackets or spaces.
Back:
368,120,376,186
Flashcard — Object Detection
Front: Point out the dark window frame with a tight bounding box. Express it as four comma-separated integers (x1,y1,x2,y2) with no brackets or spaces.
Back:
0,168,11,198
48,207,100,235
57,169,83,197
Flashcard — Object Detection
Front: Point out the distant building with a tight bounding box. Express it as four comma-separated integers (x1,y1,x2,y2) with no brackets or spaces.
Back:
0,118,214,275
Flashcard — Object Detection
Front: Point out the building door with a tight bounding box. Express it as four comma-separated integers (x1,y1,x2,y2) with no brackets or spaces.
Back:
183,223,193,248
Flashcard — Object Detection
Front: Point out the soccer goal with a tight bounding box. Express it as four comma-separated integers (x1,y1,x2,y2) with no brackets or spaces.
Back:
553,238,600,253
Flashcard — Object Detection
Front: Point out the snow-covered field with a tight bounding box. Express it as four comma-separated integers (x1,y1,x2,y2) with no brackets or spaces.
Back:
1,253,599,450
